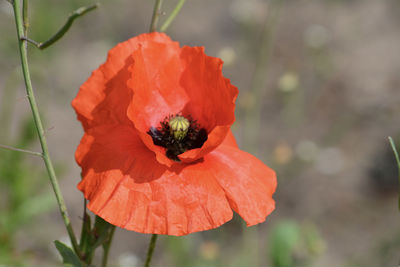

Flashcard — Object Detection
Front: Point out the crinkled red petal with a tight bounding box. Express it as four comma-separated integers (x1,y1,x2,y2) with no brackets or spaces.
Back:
220,129,239,148
126,38,188,132
207,144,277,226
73,33,276,235
72,32,176,130
76,124,234,235
126,39,238,166
76,125,275,234
178,47,238,162
125,37,188,166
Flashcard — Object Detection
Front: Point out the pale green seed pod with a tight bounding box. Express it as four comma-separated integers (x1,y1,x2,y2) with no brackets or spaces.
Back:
169,116,189,141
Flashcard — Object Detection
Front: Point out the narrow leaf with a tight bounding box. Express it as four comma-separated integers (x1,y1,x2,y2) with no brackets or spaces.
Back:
22,3,99,50
92,216,114,248
54,240,84,267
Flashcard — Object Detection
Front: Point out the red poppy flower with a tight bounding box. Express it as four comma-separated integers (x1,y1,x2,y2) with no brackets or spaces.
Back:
72,32,277,236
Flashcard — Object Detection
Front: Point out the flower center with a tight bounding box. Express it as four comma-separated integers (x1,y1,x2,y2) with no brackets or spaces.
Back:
148,114,208,162
168,116,189,141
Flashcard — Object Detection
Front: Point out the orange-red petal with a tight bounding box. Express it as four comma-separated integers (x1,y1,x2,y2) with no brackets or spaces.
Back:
73,33,276,235
207,145,277,226
125,38,238,165
125,36,189,167
76,124,234,235
220,130,239,148
126,37,188,132
72,33,176,130
179,46,237,132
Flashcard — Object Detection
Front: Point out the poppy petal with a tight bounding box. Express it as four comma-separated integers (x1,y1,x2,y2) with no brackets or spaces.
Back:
207,145,277,226
126,38,189,167
73,33,277,235
180,46,238,132
220,130,239,148
178,47,238,162
126,43,238,165
126,38,189,133
72,32,176,130
76,124,233,236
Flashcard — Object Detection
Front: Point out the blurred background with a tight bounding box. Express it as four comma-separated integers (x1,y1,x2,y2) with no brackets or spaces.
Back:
1,0,400,266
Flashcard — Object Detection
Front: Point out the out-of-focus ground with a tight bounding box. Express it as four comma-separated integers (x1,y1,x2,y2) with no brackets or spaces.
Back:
1,0,400,266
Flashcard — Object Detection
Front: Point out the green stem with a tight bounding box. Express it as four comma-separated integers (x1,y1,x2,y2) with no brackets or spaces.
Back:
22,4,99,50
0,143,42,157
101,226,116,267
40,4,98,49
12,0,80,257
149,0,164,32
79,199,91,256
388,136,400,210
160,0,186,32
22,0,28,36
144,234,158,267
389,137,400,172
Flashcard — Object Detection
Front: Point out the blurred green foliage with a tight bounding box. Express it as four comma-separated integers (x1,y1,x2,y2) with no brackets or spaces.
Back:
0,71,55,265
269,221,324,267
0,116,55,266
165,234,226,267
161,220,324,267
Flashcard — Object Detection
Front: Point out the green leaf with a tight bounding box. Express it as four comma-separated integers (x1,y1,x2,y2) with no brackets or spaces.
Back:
269,221,325,267
54,240,84,267
269,221,300,267
92,216,114,248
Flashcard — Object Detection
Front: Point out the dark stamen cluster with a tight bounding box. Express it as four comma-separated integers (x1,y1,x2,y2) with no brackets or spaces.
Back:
148,114,208,162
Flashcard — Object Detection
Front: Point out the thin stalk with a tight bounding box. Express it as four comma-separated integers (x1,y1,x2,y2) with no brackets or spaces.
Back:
79,199,90,255
160,0,186,32
149,0,164,32
144,234,158,267
22,0,28,36
101,226,116,267
21,4,99,50
389,137,400,173
388,136,400,210
0,143,42,157
12,0,80,256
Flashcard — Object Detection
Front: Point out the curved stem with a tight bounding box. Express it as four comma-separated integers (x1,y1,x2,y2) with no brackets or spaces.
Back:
149,0,164,32
101,226,116,267
144,234,158,267
38,4,99,49
12,0,80,256
160,0,186,32
22,4,99,50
